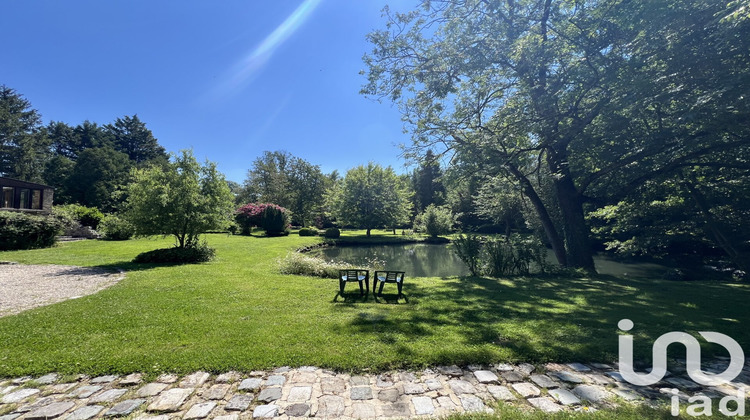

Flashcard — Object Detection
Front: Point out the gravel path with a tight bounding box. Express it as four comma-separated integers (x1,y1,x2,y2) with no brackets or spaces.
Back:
0,263,124,317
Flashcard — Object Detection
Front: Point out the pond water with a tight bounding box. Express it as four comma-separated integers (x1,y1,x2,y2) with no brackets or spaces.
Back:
315,243,670,278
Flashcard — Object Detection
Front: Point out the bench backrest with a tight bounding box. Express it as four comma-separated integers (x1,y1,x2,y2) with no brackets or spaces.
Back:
339,269,368,280
376,271,405,282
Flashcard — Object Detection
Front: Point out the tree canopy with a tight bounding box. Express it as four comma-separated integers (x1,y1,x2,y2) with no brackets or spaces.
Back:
328,163,412,236
362,0,750,271
125,150,234,248
241,151,326,226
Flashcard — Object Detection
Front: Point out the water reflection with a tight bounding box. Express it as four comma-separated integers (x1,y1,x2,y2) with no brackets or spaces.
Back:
316,243,671,279
316,243,470,278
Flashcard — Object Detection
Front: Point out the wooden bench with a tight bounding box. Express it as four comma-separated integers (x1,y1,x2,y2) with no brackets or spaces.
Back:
374,270,405,297
338,269,369,296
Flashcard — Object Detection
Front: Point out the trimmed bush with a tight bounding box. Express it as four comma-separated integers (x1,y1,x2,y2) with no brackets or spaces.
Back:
261,205,291,236
133,242,215,264
99,215,135,240
323,227,341,239
0,211,62,251
298,227,318,236
236,203,291,236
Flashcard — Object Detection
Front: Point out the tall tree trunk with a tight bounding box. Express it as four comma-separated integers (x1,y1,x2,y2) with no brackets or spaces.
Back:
548,149,596,272
366,228,371,237
505,165,568,266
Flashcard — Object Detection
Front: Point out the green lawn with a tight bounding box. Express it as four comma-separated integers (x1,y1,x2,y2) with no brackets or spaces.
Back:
0,232,748,377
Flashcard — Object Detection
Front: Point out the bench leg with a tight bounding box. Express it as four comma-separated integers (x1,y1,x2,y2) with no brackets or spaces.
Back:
358,281,364,296
378,281,386,295
339,280,345,295
397,282,403,297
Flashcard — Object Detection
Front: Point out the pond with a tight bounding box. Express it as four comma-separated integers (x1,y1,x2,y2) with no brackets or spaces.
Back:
315,242,671,278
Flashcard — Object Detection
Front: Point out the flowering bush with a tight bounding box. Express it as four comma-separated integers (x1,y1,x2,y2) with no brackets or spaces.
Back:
235,203,291,235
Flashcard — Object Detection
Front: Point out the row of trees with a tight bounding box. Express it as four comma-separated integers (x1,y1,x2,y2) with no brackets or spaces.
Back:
236,150,443,235
361,0,750,272
0,85,168,212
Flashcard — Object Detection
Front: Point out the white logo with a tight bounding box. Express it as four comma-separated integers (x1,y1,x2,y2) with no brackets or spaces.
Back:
618,319,747,417
617,319,744,386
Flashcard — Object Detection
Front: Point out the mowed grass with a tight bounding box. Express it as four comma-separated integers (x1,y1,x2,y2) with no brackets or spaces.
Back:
0,232,749,377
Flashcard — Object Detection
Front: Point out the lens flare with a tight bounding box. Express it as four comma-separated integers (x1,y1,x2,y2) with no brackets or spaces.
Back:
216,0,322,96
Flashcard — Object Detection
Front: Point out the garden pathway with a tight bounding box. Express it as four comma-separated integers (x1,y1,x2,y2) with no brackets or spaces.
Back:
1,359,748,419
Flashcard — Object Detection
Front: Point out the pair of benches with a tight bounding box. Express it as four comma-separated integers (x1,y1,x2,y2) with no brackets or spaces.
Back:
338,269,405,297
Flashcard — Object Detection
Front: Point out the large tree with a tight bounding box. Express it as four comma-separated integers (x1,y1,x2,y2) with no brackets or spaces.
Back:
241,151,325,226
105,115,167,164
0,85,49,182
412,149,445,213
65,147,131,212
363,0,750,271
125,150,234,248
328,163,412,236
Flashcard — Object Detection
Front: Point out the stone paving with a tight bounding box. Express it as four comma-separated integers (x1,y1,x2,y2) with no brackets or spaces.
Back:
1,359,749,419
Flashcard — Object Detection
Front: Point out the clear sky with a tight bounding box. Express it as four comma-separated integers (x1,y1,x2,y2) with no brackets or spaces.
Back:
1,0,419,182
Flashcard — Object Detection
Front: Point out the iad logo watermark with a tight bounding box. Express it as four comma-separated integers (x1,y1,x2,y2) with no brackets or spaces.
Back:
617,319,746,416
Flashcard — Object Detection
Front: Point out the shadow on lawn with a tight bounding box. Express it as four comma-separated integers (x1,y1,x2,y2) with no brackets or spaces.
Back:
92,260,191,273
340,273,750,365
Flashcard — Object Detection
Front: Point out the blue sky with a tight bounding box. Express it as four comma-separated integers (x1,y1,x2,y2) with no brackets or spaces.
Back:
1,0,418,182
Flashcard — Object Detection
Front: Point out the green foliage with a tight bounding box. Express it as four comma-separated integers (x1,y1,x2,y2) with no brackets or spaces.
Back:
277,252,353,278
241,151,326,226
105,115,167,164
298,227,318,236
453,234,483,276
260,205,291,236
328,163,412,236
411,150,445,212
64,146,131,212
278,251,383,278
53,204,105,229
98,214,135,241
125,149,234,248
482,235,548,277
454,234,548,277
324,227,341,238
0,85,47,182
0,211,61,250
363,0,750,271
133,242,215,264
415,204,454,238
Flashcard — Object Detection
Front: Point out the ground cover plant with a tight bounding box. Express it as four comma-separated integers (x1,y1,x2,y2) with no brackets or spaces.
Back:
0,232,748,379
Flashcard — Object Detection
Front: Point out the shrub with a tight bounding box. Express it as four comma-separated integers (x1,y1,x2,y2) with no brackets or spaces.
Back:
278,252,350,278
99,215,135,240
323,227,341,238
236,203,291,236
133,241,215,264
298,227,318,236
453,233,549,277
453,234,483,276
260,205,291,236
415,205,454,238
0,211,62,251
314,212,335,229
53,204,105,229
278,252,383,278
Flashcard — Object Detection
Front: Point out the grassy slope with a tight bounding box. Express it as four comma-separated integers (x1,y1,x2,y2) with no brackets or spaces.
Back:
0,232,748,377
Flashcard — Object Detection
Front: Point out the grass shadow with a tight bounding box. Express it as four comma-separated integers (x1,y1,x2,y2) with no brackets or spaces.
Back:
339,271,750,365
